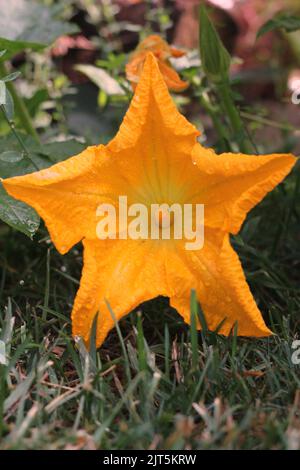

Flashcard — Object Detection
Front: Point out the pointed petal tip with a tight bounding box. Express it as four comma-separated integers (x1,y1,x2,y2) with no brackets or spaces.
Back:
143,51,160,68
138,51,162,84
275,152,298,167
287,152,298,166
252,324,273,338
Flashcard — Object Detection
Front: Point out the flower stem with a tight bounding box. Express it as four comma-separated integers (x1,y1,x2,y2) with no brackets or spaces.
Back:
0,62,40,143
216,81,251,154
0,104,40,171
199,93,231,152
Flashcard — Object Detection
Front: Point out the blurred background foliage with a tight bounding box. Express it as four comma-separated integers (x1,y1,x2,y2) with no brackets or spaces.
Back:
1,0,300,149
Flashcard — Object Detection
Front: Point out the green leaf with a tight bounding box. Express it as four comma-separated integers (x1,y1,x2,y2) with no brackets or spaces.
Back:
4,88,14,120
0,134,47,177
199,5,231,83
0,134,86,178
0,340,7,365
3,370,35,413
98,89,108,108
0,0,79,59
0,49,7,59
40,139,86,163
89,313,99,367
0,132,86,237
25,88,48,118
0,184,39,238
0,134,86,237
190,289,199,369
0,80,5,105
257,13,300,39
1,71,21,82
75,64,125,96
0,150,23,163
0,83,14,120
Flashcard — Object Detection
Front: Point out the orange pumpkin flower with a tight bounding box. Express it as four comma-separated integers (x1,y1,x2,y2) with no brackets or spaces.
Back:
126,34,188,91
3,53,296,348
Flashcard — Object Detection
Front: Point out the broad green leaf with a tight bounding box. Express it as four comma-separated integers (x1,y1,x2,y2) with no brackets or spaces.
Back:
75,64,125,96
39,139,86,163
0,134,86,236
0,150,23,163
0,134,47,177
0,184,39,238
257,13,300,39
0,135,86,177
0,133,39,155
0,0,79,59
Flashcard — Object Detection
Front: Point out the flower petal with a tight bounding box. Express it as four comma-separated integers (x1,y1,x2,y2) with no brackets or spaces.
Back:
191,145,297,233
110,52,198,152
169,233,272,337
73,229,271,347
2,145,131,253
157,60,189,91
109,53,199,203
125,35,187,91
72,238,169,347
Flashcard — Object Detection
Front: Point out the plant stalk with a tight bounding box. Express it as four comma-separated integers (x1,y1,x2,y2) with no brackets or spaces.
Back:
0,104,39,170
199,93,231,152
216,81,251,154
0,62,40,143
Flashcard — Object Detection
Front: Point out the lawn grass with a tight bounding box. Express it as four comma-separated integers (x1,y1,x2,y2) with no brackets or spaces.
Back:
0,162,299,450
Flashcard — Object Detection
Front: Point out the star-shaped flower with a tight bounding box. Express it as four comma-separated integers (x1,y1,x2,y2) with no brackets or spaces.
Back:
3,54,296,347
